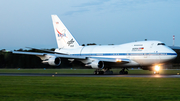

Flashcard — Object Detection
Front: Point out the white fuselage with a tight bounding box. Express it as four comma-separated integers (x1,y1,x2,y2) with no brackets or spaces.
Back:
55,41,177,67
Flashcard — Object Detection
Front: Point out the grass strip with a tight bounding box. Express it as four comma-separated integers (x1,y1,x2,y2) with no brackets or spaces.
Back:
0,76,180,101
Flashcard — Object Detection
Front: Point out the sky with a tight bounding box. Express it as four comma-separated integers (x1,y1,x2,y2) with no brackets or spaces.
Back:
0,0,180,50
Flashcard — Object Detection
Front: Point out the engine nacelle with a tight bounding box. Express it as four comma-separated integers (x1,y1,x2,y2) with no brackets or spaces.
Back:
89,60,104,69
42,57,61,66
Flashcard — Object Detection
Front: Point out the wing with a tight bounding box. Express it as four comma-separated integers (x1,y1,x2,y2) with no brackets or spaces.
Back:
12,51,86,59
25,47,67,55
12,51,131,67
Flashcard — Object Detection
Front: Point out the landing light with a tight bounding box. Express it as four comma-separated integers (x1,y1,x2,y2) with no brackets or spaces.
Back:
155,65,160,71
116,59,122,62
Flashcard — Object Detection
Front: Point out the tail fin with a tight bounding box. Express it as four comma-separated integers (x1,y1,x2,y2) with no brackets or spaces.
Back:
51,15,80,48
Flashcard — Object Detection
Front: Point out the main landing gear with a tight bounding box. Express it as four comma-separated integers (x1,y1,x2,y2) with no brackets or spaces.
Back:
94,68,113,75
94,68,129,75
119,67,128,74
94,70,104,75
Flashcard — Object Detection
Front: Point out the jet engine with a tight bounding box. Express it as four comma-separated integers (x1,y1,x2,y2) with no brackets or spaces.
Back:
89,59,104,69
42,57,61,66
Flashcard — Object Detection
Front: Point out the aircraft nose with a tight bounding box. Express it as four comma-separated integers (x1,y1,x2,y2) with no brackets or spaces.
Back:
173,52,177,59
170,51,177,60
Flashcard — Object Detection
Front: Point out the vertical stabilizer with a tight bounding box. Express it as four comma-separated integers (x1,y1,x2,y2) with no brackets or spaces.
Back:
51,15,80,48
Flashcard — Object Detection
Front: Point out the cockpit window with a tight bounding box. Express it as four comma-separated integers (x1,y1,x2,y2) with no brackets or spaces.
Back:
157,43,165,45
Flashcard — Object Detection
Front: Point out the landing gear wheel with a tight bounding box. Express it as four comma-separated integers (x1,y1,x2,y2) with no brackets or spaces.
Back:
95,71,104,75
119,71,123,74
97,71,100,75
94,71,97,75
119,67,128,75
94,68,113,75
153,71,159,75
100,71,104,75
119,71,128,74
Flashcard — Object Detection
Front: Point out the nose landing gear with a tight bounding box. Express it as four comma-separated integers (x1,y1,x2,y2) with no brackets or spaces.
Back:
153,71,159,75
153,65,160,74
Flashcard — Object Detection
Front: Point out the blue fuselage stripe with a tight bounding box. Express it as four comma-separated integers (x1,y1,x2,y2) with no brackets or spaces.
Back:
71,53,177,56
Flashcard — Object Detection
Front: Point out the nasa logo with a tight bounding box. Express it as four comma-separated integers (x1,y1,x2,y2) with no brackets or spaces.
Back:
56,29,66,37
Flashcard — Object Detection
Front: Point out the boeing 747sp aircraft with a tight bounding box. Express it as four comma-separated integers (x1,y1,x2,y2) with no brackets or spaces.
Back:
13,15,177,74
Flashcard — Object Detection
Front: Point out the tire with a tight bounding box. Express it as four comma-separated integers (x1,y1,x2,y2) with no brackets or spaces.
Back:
119,71,123,74
97,71,100,75
94,71,97,75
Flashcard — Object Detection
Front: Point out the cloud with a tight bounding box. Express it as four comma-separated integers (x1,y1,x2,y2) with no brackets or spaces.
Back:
63,0,111,16
64,9,89,16
76,0,111,7
64,0,180,19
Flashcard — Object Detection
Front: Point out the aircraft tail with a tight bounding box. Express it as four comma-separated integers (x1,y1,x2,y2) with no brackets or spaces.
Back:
51,15,80,48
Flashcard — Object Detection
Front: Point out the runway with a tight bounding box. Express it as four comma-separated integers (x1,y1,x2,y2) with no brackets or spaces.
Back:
1,73,180,78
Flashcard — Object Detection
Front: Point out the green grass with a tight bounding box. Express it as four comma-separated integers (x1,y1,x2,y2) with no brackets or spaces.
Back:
0,69,180,75
0,69,95,74
0,76,180,101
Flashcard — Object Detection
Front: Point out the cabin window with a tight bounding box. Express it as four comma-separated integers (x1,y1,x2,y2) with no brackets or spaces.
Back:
157,43,165,45
134,44,143,46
